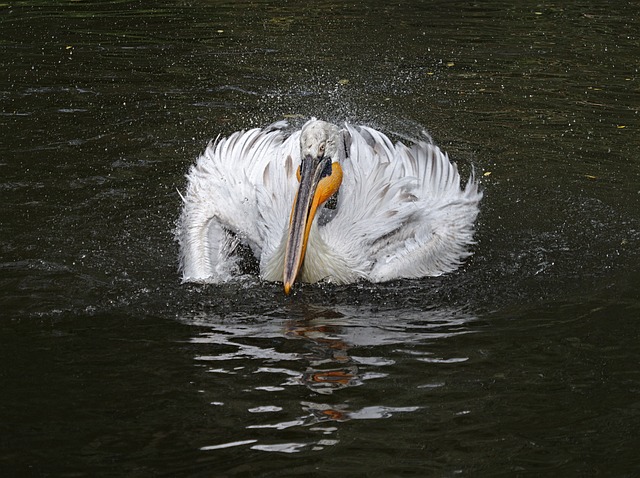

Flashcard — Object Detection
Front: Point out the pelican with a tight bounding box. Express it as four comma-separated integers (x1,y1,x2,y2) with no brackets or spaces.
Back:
177,119,482,294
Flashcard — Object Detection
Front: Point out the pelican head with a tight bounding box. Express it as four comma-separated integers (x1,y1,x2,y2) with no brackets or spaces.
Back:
283,120,344,294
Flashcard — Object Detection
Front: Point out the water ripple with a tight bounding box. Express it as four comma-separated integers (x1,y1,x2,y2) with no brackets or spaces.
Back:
181,305,476,453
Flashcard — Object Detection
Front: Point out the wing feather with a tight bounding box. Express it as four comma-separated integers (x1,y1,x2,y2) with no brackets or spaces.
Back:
320,124,417,273
176,122,298,282
369,142,482,281
321,124,481,282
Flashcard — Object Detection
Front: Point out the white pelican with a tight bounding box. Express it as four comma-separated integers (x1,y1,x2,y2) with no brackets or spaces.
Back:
177,119,482,294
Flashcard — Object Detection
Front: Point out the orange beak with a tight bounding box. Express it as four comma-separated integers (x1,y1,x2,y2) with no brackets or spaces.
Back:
283,156,342,294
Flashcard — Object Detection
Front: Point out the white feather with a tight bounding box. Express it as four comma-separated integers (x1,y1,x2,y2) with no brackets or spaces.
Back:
176,120,482,285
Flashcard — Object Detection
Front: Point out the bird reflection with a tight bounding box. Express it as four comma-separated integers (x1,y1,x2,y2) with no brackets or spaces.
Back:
184,303,475,452
283,306,422,424
284,312,360,396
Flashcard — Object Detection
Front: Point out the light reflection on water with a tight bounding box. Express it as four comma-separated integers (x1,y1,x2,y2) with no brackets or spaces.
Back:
181,306,475,453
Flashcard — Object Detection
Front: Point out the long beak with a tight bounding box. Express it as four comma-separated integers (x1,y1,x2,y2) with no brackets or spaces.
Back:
283,155,329,294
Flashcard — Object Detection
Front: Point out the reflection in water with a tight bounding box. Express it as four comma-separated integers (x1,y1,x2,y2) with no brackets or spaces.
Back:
285,318,362,395
181,305,475,453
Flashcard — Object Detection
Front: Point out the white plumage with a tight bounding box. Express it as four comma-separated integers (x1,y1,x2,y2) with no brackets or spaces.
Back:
176,119,482,292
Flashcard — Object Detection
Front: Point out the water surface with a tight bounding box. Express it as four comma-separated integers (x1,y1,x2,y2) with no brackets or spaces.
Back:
2,1,639,476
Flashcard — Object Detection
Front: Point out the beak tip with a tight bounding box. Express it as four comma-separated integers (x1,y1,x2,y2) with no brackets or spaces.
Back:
284,282,292,295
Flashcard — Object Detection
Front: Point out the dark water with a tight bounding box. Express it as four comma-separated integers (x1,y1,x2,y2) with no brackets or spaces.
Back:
2,1,640,476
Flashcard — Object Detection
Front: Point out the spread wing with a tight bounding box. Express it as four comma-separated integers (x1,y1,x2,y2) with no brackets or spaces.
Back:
319,124,417,274
321,124,482,282
176,122,299,282
368,140,482,281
